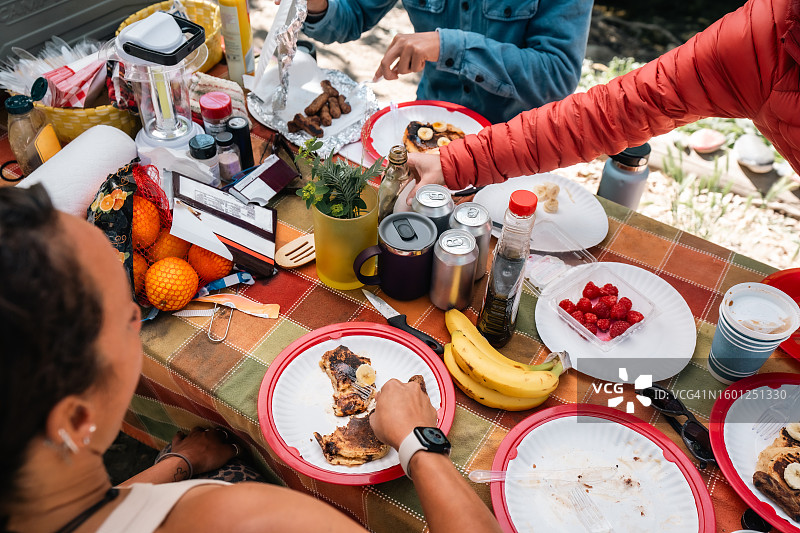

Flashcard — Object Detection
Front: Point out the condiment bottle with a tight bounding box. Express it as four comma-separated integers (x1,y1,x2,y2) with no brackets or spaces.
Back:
597,143,651,210
6,78,61,175
215,131,242,183
218,0,255,87
377,145,410,222
189,134,221,184
477,190,538,347
199,92,233,135
226,116,254,170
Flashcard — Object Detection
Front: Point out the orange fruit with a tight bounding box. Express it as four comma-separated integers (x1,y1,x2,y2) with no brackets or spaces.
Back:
149,232,191,263
132,252,149,295
188,245,234,283
132,196,161,249
99,194,115,212
145,257,199,312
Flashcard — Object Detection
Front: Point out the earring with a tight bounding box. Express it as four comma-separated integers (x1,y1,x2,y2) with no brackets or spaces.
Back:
58,428,80,454
82,424,97,446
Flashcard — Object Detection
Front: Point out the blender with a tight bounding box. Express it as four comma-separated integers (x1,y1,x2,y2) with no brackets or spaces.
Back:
109,12,213,196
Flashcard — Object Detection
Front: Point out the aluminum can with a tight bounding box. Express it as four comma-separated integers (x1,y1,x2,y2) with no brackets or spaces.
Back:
412,184,454,236
448,202,492,281
430,229,478,311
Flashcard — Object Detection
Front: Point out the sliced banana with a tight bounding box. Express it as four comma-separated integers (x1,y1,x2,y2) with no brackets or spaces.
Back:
437,137,451,147
784,462,800,490
532,184,548,198
356,364,376,386
432,121,447,132
543,198,559,213
786,422,800,441
417,127,434,141
544,183,560,200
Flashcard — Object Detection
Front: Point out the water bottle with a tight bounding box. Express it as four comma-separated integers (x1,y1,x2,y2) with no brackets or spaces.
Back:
477,190,538,347
597,143,651,210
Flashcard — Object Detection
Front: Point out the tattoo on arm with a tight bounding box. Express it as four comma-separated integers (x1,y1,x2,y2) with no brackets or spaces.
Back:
173,466,190,482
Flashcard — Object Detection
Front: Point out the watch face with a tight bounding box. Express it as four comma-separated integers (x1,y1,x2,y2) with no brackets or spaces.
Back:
415,427,451,453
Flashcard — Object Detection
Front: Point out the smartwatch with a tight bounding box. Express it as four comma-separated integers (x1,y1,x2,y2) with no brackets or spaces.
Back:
397,427,451,479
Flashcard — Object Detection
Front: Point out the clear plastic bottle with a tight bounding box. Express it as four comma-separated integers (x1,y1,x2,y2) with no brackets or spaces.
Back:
477,190,538,347
6,79,61,175
377,145,410,222
215,131,242,183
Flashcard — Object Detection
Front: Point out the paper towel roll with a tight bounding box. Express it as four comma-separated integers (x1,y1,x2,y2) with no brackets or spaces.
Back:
17,125,138,216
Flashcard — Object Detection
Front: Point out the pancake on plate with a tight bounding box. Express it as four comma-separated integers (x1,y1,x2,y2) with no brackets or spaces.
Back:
403,121,465,154
753,423,800,521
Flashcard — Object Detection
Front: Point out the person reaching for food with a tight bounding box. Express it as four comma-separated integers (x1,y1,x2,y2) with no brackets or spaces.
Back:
0,184,500,533
402,0,800,200
277,0,591,124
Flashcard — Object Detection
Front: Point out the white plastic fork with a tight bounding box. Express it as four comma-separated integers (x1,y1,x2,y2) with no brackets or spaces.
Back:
568,487,615,533
752,387,800,439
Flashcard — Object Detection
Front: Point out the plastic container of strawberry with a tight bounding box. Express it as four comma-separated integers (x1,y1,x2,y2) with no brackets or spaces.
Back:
547,263,658,352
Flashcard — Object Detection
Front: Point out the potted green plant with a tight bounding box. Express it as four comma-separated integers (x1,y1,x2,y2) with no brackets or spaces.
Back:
296,139,384,290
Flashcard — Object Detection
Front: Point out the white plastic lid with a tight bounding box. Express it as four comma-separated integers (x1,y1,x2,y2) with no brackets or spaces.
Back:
524,220,597,296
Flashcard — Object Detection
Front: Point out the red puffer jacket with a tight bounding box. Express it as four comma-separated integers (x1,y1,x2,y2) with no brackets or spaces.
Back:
441,0,800,189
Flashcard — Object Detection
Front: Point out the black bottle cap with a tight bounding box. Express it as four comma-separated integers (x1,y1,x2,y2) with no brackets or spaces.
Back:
226,116,254,169
215,131,235,147
610,143,651,167
189,134,216,160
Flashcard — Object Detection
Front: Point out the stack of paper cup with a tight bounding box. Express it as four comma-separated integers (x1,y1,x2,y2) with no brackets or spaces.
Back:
709,283,800,384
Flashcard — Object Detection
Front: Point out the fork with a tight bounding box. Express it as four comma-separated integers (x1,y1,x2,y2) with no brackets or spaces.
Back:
337,364,375,400
568,487,615,533
752,387,800,439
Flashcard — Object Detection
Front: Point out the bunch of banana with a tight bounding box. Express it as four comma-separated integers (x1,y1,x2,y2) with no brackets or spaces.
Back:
443,309,563,411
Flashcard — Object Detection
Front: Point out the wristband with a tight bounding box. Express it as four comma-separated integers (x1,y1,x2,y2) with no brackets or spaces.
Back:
397,431,423,479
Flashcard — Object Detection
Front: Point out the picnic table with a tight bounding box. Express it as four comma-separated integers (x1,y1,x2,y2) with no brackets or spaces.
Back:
114,112,798,531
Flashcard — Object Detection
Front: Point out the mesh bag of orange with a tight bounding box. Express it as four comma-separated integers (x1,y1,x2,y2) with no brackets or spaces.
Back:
130,166,234,312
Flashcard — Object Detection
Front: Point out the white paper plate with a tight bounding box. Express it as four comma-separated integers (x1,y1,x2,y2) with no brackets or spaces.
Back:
535,262,696,383
473,174,608,252
271,335,442,475
504,415,699,532
362,100,490,160
721,383,800,528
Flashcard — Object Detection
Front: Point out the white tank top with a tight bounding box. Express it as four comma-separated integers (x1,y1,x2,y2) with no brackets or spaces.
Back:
96,480,229,533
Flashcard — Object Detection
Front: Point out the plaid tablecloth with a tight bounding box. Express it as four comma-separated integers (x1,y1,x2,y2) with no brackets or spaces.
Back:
126,156,800,531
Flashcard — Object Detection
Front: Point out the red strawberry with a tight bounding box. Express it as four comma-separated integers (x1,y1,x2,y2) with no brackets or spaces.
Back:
577,297,592,313
599,295,618,307
627,310,644,324
597,318,611,331
559,299,577,314
585,323,598,335
584,313,598,325
609,321,631,338
602,283,619,296
571,310,585,324
619,297,633,311
610,302,628,320
582,281,602,299
592,301,611,319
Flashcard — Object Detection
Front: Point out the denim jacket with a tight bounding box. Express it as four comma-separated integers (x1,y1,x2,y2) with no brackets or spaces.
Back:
303,0,592,123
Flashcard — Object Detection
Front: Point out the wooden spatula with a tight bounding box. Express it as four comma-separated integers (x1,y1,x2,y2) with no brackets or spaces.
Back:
275,233,315,268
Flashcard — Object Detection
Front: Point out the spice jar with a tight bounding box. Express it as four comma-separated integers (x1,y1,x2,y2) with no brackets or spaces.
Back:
189,134,221,184
215,131,242,183
199,92,233,135
6,78,61,175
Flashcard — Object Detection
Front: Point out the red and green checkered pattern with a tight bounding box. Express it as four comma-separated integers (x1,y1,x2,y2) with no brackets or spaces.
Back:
127,188,799,532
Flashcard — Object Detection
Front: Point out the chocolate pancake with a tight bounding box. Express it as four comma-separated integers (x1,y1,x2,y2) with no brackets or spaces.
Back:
753,437,800,521
402,121,465,154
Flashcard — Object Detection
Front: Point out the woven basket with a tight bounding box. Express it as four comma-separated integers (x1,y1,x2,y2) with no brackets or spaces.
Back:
38,103,139,145
117,0,223,74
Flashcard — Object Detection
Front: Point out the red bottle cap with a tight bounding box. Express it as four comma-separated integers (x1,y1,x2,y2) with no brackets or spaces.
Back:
199,92,232,120
508,190,538,216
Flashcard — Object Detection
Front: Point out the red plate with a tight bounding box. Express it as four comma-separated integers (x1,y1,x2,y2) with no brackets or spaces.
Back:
762,269,800,360
257,322,455,485
361,100,491,161
490,404,715,532
710,372,800,533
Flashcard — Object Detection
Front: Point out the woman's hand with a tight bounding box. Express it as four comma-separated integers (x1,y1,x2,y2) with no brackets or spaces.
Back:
370,379,437,450
171,427,238,474
405,153,447,205
374,32,440,82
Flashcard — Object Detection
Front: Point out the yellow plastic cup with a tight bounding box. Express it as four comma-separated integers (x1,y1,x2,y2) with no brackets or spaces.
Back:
312,186,378,290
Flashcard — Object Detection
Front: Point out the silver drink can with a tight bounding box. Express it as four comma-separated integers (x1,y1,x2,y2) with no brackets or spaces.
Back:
448,202,492,281
430,229,478,311
412,184,454,236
